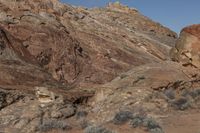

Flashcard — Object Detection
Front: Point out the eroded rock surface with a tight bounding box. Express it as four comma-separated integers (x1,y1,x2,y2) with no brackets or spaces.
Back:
0,0,177,87
0,0,199,133
170,24,200,68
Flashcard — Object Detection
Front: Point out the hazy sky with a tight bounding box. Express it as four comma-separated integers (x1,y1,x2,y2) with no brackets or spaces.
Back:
61,0,200,33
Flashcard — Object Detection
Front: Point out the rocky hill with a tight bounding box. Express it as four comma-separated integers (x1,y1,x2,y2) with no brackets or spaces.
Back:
0,0,199,133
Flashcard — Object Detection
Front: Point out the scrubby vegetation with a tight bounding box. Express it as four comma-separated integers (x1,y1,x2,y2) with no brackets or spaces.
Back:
152,80,200,111
84,125,115,133
112,111,133,125
130,116,164,133
165,88,200,110
38,119,71,132
112,111,164,133
171,97,191,110
76,111,88,119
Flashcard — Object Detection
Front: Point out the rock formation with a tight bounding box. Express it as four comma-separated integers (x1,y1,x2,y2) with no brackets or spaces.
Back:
0,0,199,133
35,87,56,103
170,24,200,68
0,0,178,88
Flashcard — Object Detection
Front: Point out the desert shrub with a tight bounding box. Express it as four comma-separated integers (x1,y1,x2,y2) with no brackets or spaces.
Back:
79,119,90,129
130,116,164,133
149,128,164,133
180,89,190,97
164,88,175,100
0,91,7,109
171,97,191,110
76,111,88,119
162,87,199,110
189,89,200,99
84,125,115,133
38,119,71,132
129,115,144,128
143,118,162,130
112,111,133,125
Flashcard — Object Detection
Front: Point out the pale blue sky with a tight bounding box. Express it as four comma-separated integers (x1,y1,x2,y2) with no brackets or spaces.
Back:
61,0,200,33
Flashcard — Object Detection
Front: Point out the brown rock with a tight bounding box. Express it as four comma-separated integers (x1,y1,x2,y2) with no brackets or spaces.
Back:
0,0,177,88
51,104,76,119
1,1,200,133
170,24,200,68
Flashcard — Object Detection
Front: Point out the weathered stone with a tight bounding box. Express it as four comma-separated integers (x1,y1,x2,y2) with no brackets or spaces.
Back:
0,0,199,133
35,87,55,103
0,0,177,88
51,104,76,119
170,24,200,68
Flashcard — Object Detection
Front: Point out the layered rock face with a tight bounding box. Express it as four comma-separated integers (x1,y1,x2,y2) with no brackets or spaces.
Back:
170,24,200,68
0,0,177,88
0,0,200,133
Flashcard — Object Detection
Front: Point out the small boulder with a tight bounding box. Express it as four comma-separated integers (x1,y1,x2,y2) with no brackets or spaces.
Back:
51,104,76,119
35,87,55,103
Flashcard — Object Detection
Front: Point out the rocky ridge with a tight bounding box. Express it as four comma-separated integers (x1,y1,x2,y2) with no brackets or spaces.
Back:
0,0,177,87
0,1,199,133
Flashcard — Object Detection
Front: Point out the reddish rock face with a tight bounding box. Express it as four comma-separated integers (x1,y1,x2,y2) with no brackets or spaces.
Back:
1,1,200,133
0,0,178,88
0,27,55,87
170,24,200,68
183,24,200,38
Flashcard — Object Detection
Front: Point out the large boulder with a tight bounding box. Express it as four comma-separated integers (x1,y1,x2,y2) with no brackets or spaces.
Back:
170,24,200,68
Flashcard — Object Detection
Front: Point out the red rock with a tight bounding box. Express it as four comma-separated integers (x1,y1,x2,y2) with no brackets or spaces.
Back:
1,1,199,133
0,0,178,88
170,24,200,68
182,24,200,38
